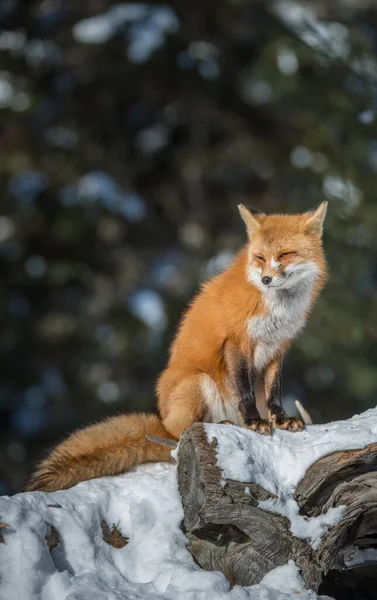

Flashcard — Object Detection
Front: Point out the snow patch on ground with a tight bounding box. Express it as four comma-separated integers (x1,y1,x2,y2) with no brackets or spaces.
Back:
0,463,331,600
206,407,377,547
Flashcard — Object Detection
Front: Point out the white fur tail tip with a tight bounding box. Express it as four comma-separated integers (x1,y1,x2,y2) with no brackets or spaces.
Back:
295,400,313,425
145,435,178,448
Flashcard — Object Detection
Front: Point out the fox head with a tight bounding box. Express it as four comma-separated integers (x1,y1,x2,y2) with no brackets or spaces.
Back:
239,203,327,292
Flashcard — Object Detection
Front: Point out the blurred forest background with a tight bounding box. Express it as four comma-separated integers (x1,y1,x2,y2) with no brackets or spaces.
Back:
1,0,377,493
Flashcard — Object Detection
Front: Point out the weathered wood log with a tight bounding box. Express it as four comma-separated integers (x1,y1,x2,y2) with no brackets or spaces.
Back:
295,442,377,516
177,423,377,599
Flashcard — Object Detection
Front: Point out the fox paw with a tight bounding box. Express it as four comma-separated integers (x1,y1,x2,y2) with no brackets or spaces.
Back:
246,419,272,436
269,413,304,432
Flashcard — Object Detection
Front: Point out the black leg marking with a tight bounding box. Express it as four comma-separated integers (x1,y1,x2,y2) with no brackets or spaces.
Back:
265,359,304,432
237,362,260,425
223,341,271,434
266,360,284,419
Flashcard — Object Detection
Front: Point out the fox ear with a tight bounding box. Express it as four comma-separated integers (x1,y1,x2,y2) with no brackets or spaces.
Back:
238,204,263,237
304,201,328,237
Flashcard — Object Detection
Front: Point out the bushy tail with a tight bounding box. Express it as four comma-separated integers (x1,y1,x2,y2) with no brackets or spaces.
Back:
26,413,176,492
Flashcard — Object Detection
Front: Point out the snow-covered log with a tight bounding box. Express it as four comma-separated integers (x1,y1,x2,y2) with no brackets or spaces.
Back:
177,411,377,599
1,409,377,600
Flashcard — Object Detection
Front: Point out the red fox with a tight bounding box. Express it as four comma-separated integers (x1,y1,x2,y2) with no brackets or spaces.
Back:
26,203,327,492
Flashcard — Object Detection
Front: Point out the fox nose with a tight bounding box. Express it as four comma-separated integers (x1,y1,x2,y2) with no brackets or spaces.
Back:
262,276,272,285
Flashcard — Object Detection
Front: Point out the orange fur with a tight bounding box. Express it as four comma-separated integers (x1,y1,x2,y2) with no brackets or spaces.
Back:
26,413,174,492
157,205,327,436
27,204,327,491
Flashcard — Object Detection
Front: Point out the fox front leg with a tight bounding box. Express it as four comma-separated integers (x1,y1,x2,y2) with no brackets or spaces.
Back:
263,358,304,432
223,341,271,435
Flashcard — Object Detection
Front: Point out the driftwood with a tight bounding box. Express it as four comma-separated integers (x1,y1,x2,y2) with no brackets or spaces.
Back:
177,423,377,600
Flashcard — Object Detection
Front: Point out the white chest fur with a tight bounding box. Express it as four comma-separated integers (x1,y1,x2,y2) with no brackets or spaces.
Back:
248,282,314,372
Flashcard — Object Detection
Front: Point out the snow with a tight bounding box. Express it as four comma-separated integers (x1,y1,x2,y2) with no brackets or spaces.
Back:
59,171,146,222
3,408,376,599
258,497,344,549
73,4,179,64
206,407,377,547
128,289,167,330
273,0,350,60
0,463,330,600
322,175,362,210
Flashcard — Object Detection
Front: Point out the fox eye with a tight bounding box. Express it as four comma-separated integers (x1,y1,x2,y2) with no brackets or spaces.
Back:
279,251,296,259
255,255,265,262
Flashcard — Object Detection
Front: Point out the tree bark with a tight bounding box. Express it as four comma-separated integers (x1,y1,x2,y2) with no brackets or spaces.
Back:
177,423,377,597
